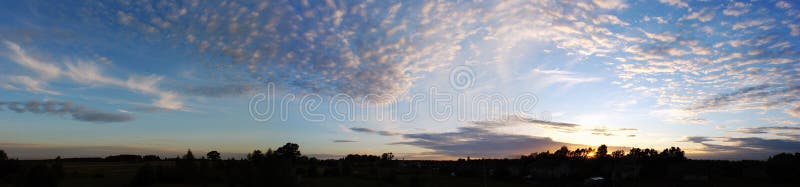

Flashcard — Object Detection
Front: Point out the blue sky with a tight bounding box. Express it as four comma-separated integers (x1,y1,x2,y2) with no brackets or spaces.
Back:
1,0,799,160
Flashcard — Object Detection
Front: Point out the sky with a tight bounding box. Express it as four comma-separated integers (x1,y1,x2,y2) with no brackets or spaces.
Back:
0,0,798,160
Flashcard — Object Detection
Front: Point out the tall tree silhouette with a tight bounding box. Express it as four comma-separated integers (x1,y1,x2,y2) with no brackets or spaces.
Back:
0,149,6,160
183,149,195,160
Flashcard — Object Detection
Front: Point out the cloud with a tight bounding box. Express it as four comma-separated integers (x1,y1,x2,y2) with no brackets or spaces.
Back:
57,0,648,103
592,0,628,10
787,106,800,118
590,127,638,136
736,126,800,140
2,40,183,110
2,41,60,79
394,126,577,158
638,29,676,42
332,140,358,143
686,84,800,113
682,8,716,22
3,76,60,95
723,2,750,16
63,61,183,110
176,84,257,98
593,14,630,26
732,19,772,30
736,126,800,134
658,0,688,8
471,115,581,132
349,127,399,136
0,100,133,123
684,136,800,159
528,69,602,88
776,1,792,9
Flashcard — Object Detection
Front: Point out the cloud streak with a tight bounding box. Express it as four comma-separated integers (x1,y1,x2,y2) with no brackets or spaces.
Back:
0,100,133,123
349,127,400,136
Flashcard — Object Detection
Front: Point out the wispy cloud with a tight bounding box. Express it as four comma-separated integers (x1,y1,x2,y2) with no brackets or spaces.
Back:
590,127,638,136
176,84,257,98
349,127,399,136
2,75,60,95
1,40,183,110
471,115,581,132
2,41,60,79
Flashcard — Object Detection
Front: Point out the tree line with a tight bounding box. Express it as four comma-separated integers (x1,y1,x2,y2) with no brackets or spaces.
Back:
1,144,799,186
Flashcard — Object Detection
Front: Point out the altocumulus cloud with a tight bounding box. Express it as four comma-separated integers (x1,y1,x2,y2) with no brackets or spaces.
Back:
0,100,133,123
54,0,663,103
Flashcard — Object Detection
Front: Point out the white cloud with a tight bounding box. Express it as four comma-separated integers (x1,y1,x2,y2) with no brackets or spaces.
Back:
732,19,770,30
3,76,61,95
593,14,630,26
638,29,676,42
2,41,60,79
776,1,792,9
529,69,602,87
789,24,800,36
683,8,715,22
643,16,669,24
65,61,183,110
592,0,628,10
723,2,750,16
659,0,688,8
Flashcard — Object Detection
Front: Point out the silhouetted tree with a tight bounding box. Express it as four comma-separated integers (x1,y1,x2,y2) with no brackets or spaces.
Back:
247,150,264,161
610,150,625,159
182,149,195,160
0,149,7,160
554,146,570,158
596,144,608,159
767,152,800,180
381,152,394,161
275,143,301,160
570,147,593,159
206,151,221,161
658,147,686,161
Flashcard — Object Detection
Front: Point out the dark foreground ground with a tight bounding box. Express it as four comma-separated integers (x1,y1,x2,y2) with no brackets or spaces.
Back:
1,159,798,187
